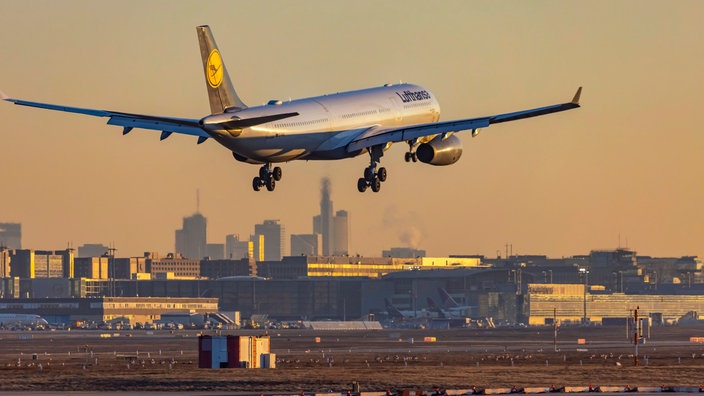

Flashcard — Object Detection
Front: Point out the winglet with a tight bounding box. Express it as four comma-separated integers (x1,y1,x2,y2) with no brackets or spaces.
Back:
571,86,582,105
0,89,8,100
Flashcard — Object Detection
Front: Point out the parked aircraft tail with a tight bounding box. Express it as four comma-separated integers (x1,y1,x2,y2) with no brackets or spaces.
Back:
196,25,247,113
438,287,461,308
384,298,406,320
426,297,447,319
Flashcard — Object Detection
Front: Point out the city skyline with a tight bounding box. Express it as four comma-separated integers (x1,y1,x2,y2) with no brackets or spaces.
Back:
1,2,703,258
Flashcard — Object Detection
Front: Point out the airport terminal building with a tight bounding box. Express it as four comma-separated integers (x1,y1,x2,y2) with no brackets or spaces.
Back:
1,248,704,326
0,297,218,325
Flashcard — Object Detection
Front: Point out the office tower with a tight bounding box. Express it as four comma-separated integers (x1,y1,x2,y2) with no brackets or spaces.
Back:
77,243,109,258
319,178,333,256
254,220,285,261
313,179,350,256
9,249,74,278
332,210,349,256
290,234,321,256
175,213,207,259
0,248,11,278
250,234,265,262
206,243,225,260
0,223,21,249
226,234,253,259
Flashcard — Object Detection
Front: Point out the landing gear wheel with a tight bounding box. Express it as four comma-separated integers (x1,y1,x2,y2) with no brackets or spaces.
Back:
412,154,417,163
252,177,262,191
364,167,375,182
272,166,282,181
405,152,413,162
377,167,387,182
371,177,381,192
357,178,368,192
266,178,276,191
259,167,269,179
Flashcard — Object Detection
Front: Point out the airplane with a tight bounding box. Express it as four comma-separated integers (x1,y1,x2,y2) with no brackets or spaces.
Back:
437,287,476,318
1,25,581,193
0,313,49,329
384,298,438,320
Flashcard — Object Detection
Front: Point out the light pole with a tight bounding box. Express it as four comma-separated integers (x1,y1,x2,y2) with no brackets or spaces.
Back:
579,267,589,325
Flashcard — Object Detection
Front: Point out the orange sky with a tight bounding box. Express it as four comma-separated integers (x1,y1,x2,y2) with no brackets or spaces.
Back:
1,1,703,258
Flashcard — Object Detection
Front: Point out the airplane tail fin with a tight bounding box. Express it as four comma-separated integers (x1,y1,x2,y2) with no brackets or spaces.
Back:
427,297,446,319
384,298,405,320
196,25,247,114
438,287,460,308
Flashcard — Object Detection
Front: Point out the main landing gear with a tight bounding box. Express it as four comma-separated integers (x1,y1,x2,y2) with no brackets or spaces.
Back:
404,139,418,162
357,145,387,193
252,163,282,192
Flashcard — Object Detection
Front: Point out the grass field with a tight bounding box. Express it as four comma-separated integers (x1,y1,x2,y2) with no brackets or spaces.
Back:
1,326,704,392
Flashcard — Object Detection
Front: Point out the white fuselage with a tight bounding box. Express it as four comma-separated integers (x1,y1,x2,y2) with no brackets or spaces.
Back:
206,83,440,163
0,313,49,327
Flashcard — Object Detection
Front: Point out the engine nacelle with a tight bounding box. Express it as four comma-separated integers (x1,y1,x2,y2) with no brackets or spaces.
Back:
416,134,463,166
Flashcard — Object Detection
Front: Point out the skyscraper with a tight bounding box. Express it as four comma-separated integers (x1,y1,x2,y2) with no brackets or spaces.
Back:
319,178,333,255
175,213,207,259
290,234,321,256
254,220,285,261
313,179,350,256
332,210,349,256
0,223,21,250
226,234,253,259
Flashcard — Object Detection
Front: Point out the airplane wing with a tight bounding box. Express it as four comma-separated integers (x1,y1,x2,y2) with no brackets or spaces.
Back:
346,87,581,152
2,95,298,144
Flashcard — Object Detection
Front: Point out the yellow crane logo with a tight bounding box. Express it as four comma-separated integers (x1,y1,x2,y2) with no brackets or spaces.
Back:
206,49,223,88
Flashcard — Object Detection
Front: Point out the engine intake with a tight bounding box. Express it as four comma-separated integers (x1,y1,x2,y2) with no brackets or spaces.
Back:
416,134,463,166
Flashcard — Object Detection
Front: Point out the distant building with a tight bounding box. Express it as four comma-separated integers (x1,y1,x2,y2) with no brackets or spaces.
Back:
313,179,350,256
113,256,148,279
146,252,200,278
77,243,109,258
332,210,349,256
206,243,225,260
250,234,265,262
200,258,256,279
0,297,218,325
290,234,321,256
175,213,207,259
0,223,21,250
382,247,426,258
74,257,109,279
588,249,637,291
0,248,10,278
9,249,74,278
226,234,253,259
319,178,334,256
254,220,285,261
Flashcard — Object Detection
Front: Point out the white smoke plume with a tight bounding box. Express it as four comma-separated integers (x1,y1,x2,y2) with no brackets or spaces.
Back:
382,206,426,249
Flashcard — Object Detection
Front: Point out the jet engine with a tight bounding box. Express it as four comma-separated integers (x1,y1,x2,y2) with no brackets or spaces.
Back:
416,134,463,166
